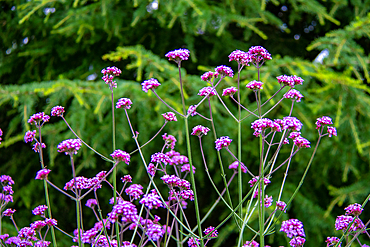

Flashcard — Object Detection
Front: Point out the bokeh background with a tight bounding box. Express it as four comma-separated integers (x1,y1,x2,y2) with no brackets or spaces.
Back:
1,0,370,246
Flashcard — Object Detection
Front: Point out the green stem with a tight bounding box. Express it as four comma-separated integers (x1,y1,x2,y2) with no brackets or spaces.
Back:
70,154,82,247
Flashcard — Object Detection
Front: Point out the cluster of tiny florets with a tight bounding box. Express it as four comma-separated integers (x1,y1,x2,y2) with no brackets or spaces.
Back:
204,226,218,238
32,142,46,153
246,80,263,90
315,116,333,129
116,98,133,109
335,215,364,232
101,66,122,89
284,89,304,102
215,136,232,151
276,201,287,212
215,65,234,78
110,149,130,164
277,75,304,87
63,176,103,191
280,219,306,238
151,152,172,165
140,191,164,210
222,86,238,96
165,48,190,62
325,236,341,247
228,161,247,173
282,117,303,132
125,184,144,200
344,203,363,216
162,133,177,149
35,169,51,180
32,205,48,216
28,112,50,126
0,128,2,144
242,240,259,247
162,112,177,122
198,86,216,97
293,136,311,148
201,71,219,82
51,106,65,117
24,130,36,143
228,50,251,65
142,78,161,93
191,125,210,137
187,105,197,116
251,118,281,137
57,139,82,155
248,46,272,64
248,176,271,187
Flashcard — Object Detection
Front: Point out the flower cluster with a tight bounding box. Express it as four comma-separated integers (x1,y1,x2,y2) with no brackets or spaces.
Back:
101,66,122,89
280,219,306,247
125,184,144,200
151,152,172,165
228,50,251,65
325,237,341,247
242,240,259,247
28,112,50,127
248,176,271,187
276,201,287,212
24,130,36,143
201,71,219,82
162,112,177,122
335,215,364,232
0,128,2,144
277,75,304,87
222,86,238,96
344,203,363,216
108,200,138,223
35,169,51,180
0,175,15,204
191,125,210,137
248,46,272,64
63,175,103,191
57,139,82,155
284,89,304,102
140,190,164,210
251,118,280,137
204,226,218,238
215,136,232,151
165,48,190,62
32,205,48,216
110,149,130,164
198,86,216,97
51,106,65,117
116,98,133,109
187,105,197,116
215,65,234,77
162,133,177,149
246,80,263,90
142,78,161,93
228,161,247,173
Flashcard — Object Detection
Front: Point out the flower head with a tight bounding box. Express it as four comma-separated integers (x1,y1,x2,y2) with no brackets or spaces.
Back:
284,89,304,102
146,223,165,241
57,139,82,155
35,169,51,180
282,117,303,132
110,149,130,164
101,66,122,89
181,164,196,174
198,86,216,97
32,142,46,153
325,237,341,247
187,237,200,247
204,226,218,238
51,106,65,117
187,105,197,116
276,201,287,212
85,199,98,208
228,161,247,173
242,240,259,247
125,184,144,200
228,50,251,65
264,195,273,208
0,175,14,185
215,136,232,151
191,125,210,137
293,136,310,148
162,133,177,149
24,130,36,143
327,126,337,137
248,46,272,65
0,128,2,144
222,87,238,96
201,71,219,82
32,205,48,216
344,203,363,216
142,78,161,93
289,236,306,247
28,112,50,126
248,176,271,187
162,112,177,122
315,116,333,129
277,75,304,87
215,65,234,77
121,175,132,183
335,215,364,232
165,48,190,62
3,208,16,217
246,80,263,90
251,118,275,137
140,191,164,210
116,98,133,109
280,219,305,238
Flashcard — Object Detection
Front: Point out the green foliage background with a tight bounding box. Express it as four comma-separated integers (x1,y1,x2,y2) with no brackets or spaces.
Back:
1,0,370,246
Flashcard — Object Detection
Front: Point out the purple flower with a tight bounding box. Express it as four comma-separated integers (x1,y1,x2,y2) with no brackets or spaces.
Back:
276,201,287,212
335,215,365,232
248,46,272,64
34,241,51,247
204,226,218,238
3,185,13,195
146,223,164,241
0,193,13,203
110,149,130,164
161,175,181,187
289,237,306,247
28,112,50,126
170,155,189,165
151,152,172,164
315,116,333,129
142,78,161,93
264,195,273,208
198,86,216,97
325,237,341,247
0,128,2,144
222,87,238,96
215,136,232,151
108,200,138,223
64,176,102,191
121,175,132,183
277,75,304,87
5,236,21,245
147,163,156,176
162,133,177,149
191,125,210,137
246,80,263,90
35,169,51,180
125,184,144,200
18,227,36,240
85,199,98,208
327,126,337,137
32,205,48,216
251,118,275,137
284,89,304,102
293,136,311,148
280,219,305,238
181,164,196,174
180,189,194,201
248,176,271,187
282,117,303,132
32,142,46,153
215,65,234,77
228,50,251,65
51,106,65,117
0,175,14,185
187,105,197,116
288,131,301,140
24,130,36,143
101,66,122,89
3,208,16,216
0,234,9,241
30,220,47,231
45,218,57,226
116,98,133,109
188,237,200,247
122,241,137,247
162,112,177,122
57,139,82,155
228,161,247,173
344,203,363,216
140,192,164,210
201,71,219,81
165,48,190,62
242,240,259,247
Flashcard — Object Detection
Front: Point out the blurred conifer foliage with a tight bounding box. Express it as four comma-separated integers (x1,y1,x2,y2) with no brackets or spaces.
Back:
0,0,369,246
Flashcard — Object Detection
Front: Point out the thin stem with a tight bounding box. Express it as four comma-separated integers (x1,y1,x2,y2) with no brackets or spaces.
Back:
70,154,82,247
151,90,184,117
